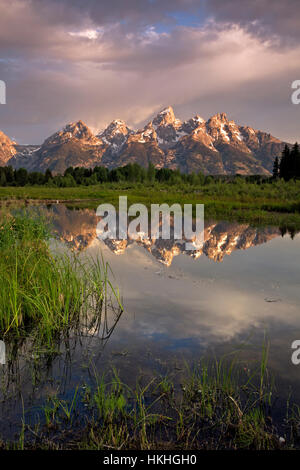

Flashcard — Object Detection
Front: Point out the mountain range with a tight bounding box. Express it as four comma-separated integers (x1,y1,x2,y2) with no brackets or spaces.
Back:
0,106,288,175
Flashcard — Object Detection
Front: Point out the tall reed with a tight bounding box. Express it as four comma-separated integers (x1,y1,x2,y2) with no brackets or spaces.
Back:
0,214,122,341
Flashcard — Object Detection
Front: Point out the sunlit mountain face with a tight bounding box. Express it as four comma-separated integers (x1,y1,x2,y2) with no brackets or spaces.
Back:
4,107,287,175
42,204,282,265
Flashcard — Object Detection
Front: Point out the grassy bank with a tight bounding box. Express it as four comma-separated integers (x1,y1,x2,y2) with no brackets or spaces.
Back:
0,213,122,341
1,179,300,230
1,179,300,203
2,350,300,450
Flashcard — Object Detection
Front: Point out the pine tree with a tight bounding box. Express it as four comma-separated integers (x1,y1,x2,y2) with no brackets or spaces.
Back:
15,168,28,186
279,145,290,180
273,156,279,178
45,168,53,182
147,162,156,183
0,169,6,186
291,142,300,179
290,143,298,179
279,143,300,180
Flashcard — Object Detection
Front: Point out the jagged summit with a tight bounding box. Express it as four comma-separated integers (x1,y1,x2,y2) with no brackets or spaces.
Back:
152,106,178,127
209,112,229,122
182,115,205,133
2,107,289,175
97,119,133,154
97,119,132,139
193,114,205,123
64,120,95,139
156,105,175,116
66,119,86,127
43,120,98,147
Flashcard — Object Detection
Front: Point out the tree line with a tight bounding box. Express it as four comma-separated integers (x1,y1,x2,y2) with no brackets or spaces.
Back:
0,150,299,188
273,143,300,180
0,164,210,187
0,166,53,186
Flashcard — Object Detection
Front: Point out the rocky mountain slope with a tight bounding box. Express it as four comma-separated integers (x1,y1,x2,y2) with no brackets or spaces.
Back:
1,107,288,175
0,130,17,165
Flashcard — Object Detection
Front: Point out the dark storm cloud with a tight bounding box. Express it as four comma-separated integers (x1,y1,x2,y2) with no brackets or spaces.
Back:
0,0,299,144
31,0,300,41
33,0,200,27
204,0,300,42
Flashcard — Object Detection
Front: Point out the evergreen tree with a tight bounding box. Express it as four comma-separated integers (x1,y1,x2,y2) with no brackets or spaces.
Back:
147,162,156,183
279,145,290,180
28,172,45,185
5,166,14,184
15,168,28,186
45,168,53,182
279,143,300,180
109,168,123,182
273,156,279,178
93,166,108,183
63,167,73,178
0,169,6,186
291,142,300,179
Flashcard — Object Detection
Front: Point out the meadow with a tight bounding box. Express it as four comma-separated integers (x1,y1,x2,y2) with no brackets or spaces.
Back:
0,178,300,230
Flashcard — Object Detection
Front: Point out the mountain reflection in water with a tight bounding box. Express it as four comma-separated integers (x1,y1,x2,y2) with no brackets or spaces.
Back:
46,204,284,265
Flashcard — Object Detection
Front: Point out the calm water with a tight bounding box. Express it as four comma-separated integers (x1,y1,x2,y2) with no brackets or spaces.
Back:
0,203,300,438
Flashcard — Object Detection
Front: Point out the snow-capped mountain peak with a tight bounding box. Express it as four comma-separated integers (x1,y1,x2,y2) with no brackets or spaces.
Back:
97,119,133,154
152,106,178,127
2,106,288,176
43,120,99,147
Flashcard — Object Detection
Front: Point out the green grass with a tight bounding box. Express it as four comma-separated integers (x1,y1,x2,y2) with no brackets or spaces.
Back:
1,178,300,204
2,350,298,450
0,213,123,341
1,179,300,229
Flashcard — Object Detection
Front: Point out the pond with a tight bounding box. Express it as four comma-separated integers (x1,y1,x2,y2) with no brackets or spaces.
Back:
0,203,300,440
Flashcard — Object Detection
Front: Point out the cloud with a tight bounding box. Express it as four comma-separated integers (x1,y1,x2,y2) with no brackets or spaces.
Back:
204,0,300,42
0,0,299,144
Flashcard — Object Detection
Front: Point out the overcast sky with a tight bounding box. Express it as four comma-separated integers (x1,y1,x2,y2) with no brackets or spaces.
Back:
0,0,299,144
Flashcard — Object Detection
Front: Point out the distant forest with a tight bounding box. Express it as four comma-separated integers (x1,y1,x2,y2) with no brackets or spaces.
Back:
0,164,269,187
0,142,299,187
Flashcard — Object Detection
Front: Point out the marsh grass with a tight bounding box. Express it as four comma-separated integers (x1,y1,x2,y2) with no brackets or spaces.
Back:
1,179,300,229
0,214,123,343
5,348,298,450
